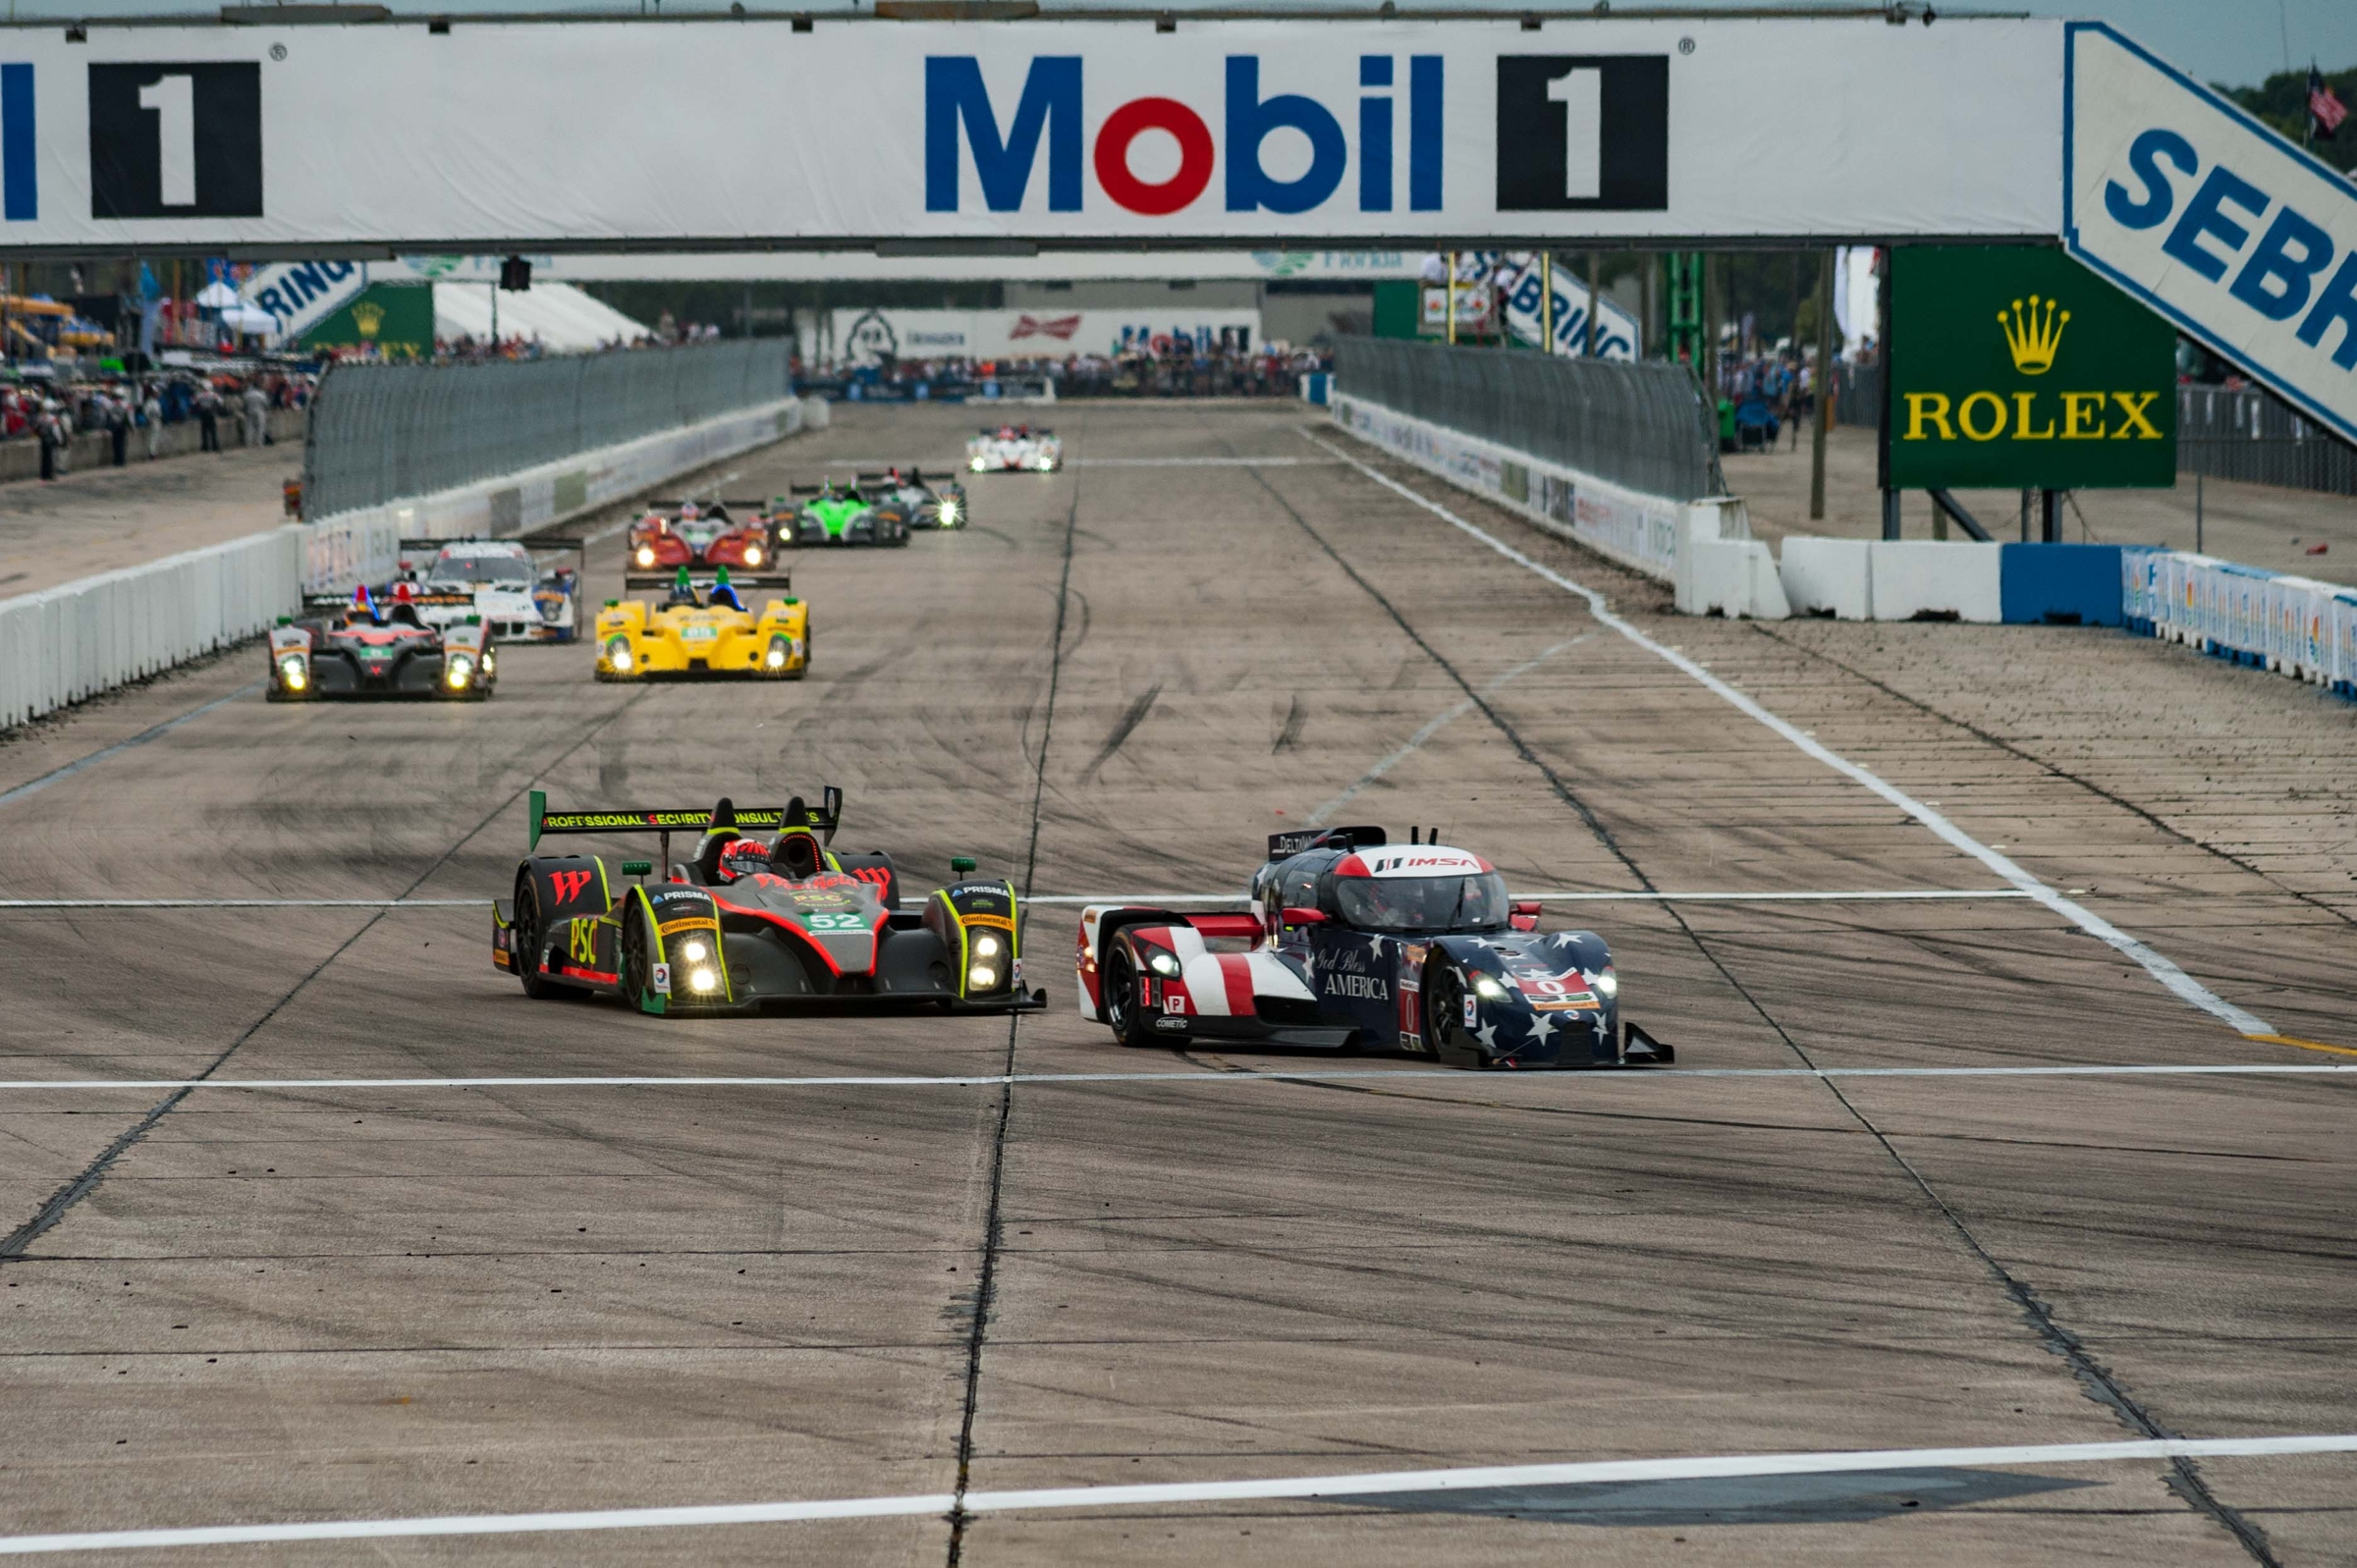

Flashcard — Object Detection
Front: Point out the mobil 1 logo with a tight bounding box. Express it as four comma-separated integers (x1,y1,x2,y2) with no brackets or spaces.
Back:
1495,56,1668,211
87,63,261,218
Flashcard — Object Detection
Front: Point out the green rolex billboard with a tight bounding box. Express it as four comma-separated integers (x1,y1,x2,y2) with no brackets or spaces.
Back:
1887,246,2176,490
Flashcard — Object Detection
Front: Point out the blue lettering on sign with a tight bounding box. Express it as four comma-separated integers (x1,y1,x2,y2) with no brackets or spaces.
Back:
2098,126,2357,373
1,63,33,223
924,54,1442,218
256,286,291,319
286,261,329,304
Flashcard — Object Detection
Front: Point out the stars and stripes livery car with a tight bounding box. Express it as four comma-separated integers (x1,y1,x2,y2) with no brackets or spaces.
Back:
965,424,1062,473
266,583,495,702
492,788,1047,1016
1076,826,1672,1070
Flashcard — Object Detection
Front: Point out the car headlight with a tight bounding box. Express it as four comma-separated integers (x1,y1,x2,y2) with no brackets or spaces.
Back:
681,940,709,963
277,654,307,691
1471,974,1509,1000
688,967,719,994
968,964,997,990
765,639,788,670
1594,968,1618,998
605,637,632,672
445,654,473,689
634,545,656,568
743,545,764,567
973,934,1002,959
969,458,986,472
939,500,961,522
1146,950,1181,978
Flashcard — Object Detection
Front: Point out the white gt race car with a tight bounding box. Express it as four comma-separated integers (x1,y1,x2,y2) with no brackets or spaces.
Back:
396,538,583,643
966,424,1063,473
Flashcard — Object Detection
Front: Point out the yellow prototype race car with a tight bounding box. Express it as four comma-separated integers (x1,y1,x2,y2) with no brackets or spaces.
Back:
595,567,809,681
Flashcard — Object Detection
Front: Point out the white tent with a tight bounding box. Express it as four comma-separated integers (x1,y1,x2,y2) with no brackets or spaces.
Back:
431,280,647,351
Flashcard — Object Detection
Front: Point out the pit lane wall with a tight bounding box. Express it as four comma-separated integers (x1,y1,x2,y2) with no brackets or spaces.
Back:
1327,392,1783,615
0,527,301,730
301,396,822,595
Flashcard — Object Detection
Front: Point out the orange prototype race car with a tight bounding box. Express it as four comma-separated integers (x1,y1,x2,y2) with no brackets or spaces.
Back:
626,499,778,574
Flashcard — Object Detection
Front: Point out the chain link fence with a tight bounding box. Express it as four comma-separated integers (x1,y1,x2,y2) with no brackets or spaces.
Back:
2176,385,2357,497
1333,337,1720,502
303,341,793,519
1832,361,1882,430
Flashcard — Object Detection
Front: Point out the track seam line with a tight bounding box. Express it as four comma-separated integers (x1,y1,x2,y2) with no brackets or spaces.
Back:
945,465,1081,1567
0,690,650,1265
1746,621,2357,935
0,680,265,810
1272,446,2284,1565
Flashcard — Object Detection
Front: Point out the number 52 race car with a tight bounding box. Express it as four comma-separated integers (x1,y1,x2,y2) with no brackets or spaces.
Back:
1076,826,1672,1070
492,789,1049,1016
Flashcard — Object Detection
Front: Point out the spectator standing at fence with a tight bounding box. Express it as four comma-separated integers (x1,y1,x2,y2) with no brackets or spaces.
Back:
36,400,65,480
195,385,220,452
105,392,128,466
243,380,268,447
141,385,163,460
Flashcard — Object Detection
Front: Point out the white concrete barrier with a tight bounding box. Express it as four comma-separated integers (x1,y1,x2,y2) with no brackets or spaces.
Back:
800,395,831,431
1330,392,1710,583
1676,536,1792,620
1780,537,1875,619
1871,541,2003,622
0,526,301,729
301,398,806,594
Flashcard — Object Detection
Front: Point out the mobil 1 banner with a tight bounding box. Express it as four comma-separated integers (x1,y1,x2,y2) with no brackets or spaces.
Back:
2065,23,2357,444
0,17,2063,250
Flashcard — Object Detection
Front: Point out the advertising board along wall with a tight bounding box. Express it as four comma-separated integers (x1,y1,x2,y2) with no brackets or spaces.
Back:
829,308,1264,365
0,17,2062,251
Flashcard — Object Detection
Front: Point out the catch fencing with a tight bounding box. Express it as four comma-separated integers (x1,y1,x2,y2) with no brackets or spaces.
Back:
1832,361,1882,431
2176,385,2357,498
0,527,301,729
304,340,794,520
1332,337,1721,504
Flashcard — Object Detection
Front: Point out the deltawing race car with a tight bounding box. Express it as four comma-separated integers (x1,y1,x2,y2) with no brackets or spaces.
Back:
966,424,1063,473
778,479,911,547
594,567,808,680
853,467,968,530
267,582,496,702
395,537,583,643
626,499,779,574
491,788,1049,1016
1076,826,1672,1070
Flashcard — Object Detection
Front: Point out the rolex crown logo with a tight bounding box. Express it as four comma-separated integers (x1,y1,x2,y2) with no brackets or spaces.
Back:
1998,294,2068,375
352,300,386,340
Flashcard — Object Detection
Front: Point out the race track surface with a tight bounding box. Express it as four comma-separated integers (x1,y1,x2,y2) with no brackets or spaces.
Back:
1,403,2351,1565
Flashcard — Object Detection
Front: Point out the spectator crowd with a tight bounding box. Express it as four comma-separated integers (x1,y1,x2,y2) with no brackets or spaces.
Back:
1,367,314,480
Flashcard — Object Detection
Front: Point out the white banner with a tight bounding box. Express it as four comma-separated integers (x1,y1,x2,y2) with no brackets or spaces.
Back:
391,250,1421,284
2065,23,2357,445
829,307,1263,363
0,18,2062,250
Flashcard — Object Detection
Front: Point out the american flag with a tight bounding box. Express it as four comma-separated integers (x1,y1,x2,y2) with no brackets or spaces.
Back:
2310,66,2347,142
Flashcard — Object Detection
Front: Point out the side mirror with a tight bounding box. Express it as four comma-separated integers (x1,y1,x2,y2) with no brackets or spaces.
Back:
1509,900,1542,932
1281,906,1326,927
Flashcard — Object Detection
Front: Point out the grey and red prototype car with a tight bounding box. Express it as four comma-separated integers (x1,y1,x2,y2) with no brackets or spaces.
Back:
1076,826,1671,1069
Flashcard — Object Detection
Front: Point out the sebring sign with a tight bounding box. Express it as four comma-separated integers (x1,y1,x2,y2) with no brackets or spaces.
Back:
0,17,2062,251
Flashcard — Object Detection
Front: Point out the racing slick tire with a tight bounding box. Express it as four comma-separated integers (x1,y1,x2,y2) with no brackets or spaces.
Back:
620,899,661,1014
514,875,558,1000
1101,945,1153,1049
1423,960,1476,1067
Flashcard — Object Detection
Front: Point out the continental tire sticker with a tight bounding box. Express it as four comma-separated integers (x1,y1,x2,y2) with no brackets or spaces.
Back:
658,917,720,937
960,913,1015,932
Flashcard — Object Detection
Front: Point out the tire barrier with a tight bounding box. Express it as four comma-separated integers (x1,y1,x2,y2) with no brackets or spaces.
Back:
2125,550,2357,697
0,526,301,730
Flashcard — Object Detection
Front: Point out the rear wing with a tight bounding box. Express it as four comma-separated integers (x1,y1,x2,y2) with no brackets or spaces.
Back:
529,786,843,850
640,499,772,513
621,569,794,593
1267,825,1386,859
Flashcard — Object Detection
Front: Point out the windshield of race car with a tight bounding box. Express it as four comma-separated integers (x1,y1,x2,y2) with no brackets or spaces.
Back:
1335,872,1509,934
425,555,534,589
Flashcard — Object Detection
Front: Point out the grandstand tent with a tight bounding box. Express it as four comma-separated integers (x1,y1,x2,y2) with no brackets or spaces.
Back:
431,281,645,351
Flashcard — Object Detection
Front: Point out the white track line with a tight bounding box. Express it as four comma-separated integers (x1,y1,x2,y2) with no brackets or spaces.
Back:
1305,429,2275,1039
3,1433,2350,1555
0,891,2035,911
2,1063,2346,1093
0,682,263,811
1311,635,1591,826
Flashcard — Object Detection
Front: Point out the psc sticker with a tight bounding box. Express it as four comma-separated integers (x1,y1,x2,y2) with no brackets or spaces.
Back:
652,962,672,996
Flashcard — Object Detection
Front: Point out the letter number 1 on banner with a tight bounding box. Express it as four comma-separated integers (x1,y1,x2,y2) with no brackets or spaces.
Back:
1546,68,1601,200
137,74,194,206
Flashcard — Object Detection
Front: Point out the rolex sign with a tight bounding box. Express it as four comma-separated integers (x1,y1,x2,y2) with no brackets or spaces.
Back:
1888,246,2177,490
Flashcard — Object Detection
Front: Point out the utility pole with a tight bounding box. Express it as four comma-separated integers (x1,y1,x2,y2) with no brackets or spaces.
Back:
1811,249,1835,521
1446,250,1458,345
1541,252,1553,352
1585,251,1600,357
489,282,498,349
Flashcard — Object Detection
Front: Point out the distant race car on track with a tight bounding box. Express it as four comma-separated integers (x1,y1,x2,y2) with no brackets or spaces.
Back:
966,424,1062,473
267,582,495,702
492,788,1049,1016
395,537,583,643
1076,826,1672,1069
594,567,807,680
854,466,968,529
627,500,778,574
777,479,910,547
